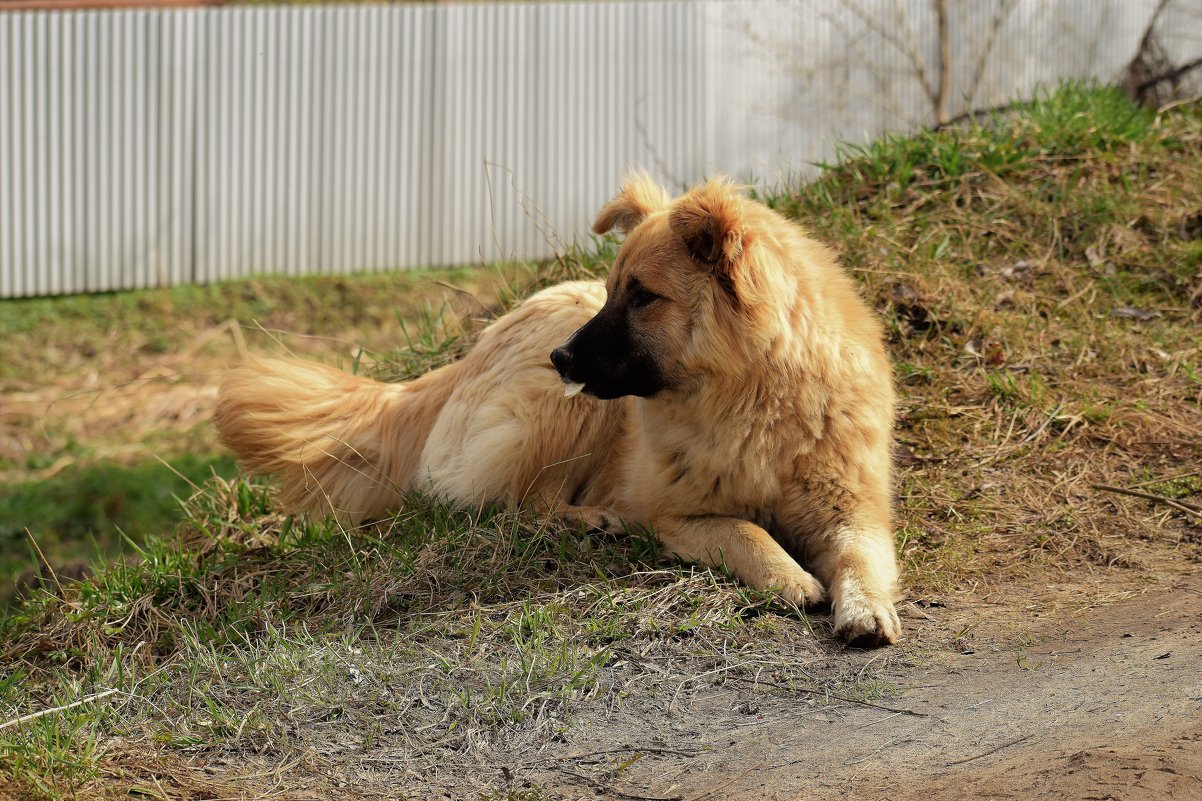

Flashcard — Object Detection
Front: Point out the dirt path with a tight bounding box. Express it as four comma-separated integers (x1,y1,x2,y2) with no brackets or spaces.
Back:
858,578,1202,801
561,574,1202,801
5,571,1197,801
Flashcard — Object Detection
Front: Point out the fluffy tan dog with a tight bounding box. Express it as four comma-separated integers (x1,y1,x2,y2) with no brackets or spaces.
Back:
216,176,901,646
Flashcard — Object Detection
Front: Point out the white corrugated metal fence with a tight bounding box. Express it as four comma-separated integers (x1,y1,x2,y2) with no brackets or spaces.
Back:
0,0,1195,297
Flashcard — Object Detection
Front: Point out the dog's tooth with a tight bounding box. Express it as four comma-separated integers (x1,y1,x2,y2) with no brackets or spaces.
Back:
563,382,585,398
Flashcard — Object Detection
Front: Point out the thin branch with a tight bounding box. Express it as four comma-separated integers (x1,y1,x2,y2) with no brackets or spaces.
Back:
557,767,682,801
23,528,64,597
0,688,120,731
524,745,703,768
682,762,765,801
935,0,951,126
1138,0,1173,58
1137,57,1202,93
839,0,937,106
732,675,930,717
937,97,1028,130
810,8,927,126
1093,484,1202,520
964,0,1020,106
1125,0,1176,104
944,733,1033,766
633,98,687,193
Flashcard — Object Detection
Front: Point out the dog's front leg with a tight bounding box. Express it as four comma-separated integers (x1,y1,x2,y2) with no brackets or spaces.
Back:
800,521,901,647
653,516,826,607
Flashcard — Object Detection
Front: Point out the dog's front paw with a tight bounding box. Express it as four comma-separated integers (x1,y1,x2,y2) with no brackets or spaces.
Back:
833,596,900,648
770,565,827,608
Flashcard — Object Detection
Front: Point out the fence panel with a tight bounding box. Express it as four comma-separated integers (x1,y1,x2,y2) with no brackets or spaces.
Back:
0,0,1193,298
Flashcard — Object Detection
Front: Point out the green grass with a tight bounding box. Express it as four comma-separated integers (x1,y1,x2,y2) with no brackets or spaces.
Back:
0,263,533,610
0,265,521,386
1,485,827,797
2,83,1201,799
0,455,239,608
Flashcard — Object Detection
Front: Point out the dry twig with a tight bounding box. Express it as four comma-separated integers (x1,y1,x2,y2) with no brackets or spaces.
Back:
731,675,929,718
0,688,119,731
944,733,1033,766
1093,484,1202,521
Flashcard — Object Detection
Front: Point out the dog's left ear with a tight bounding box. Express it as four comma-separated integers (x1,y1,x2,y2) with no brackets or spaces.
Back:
593,173,671,235
669,178,751,300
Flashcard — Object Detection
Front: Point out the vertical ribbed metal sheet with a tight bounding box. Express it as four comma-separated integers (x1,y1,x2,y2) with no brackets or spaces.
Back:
0,0,1191,298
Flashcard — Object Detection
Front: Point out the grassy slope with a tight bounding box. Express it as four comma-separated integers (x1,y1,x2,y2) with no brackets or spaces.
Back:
0,266,506,391
0,455,236,606
1,85,1200,799
771,85,1202,588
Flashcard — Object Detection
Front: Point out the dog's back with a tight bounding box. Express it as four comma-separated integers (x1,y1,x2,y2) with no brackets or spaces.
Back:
215,281,622,521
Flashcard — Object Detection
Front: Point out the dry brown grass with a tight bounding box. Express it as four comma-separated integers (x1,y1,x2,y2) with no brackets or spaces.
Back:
775,86,1202,600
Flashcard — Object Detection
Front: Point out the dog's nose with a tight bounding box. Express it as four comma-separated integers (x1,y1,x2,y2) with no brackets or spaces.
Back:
550,346,573,376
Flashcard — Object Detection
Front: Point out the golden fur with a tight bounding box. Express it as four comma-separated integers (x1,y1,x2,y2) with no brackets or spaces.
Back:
215,176,901,646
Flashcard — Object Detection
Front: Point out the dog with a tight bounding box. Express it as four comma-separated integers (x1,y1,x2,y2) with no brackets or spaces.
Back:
215,175,901,646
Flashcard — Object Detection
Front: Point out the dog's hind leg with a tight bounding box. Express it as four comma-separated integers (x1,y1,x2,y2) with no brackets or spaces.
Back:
651,516,827,607
559,505,625,534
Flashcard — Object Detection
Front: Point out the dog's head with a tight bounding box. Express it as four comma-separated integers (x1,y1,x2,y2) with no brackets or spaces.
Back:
551,174,787,400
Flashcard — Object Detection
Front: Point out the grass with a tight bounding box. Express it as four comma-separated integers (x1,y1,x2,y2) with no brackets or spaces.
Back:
0,266,515,386
2,83,1201,799
771,82,1202,578
0,454,238,608
0,264,529,491
2,486,837,798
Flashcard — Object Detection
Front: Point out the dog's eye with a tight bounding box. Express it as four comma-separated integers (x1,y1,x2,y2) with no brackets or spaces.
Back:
629,287,660,309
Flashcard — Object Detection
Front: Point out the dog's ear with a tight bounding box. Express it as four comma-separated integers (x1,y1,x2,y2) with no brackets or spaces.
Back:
592,173,671,235
669,178,750,299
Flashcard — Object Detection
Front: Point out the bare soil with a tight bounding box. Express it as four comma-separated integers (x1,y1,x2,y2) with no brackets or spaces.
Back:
666,573,1202,801
447,567,1201,801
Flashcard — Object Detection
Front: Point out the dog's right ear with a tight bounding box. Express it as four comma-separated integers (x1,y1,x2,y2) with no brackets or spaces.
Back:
592,173,671,235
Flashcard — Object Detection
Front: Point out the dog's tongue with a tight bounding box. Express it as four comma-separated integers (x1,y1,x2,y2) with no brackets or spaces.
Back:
563,382,585,398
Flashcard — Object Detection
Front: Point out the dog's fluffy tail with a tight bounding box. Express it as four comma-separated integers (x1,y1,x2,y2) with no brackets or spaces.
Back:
215,356,453,521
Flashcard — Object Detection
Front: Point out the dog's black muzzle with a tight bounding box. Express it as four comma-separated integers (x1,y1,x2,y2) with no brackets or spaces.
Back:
550,306,667,400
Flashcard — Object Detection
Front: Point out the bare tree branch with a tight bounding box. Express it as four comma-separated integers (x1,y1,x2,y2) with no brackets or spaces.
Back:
839,0,939,108
964,0,1020,108
1138,0,1173,58
935,0,951,126
812,6,929,125
937,98,1027,130
1125,0,1179,106
1137,56,1202,94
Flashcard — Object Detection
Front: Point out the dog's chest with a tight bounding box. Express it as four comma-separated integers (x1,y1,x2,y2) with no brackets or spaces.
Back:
629,388,826,518
639,427,786,515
